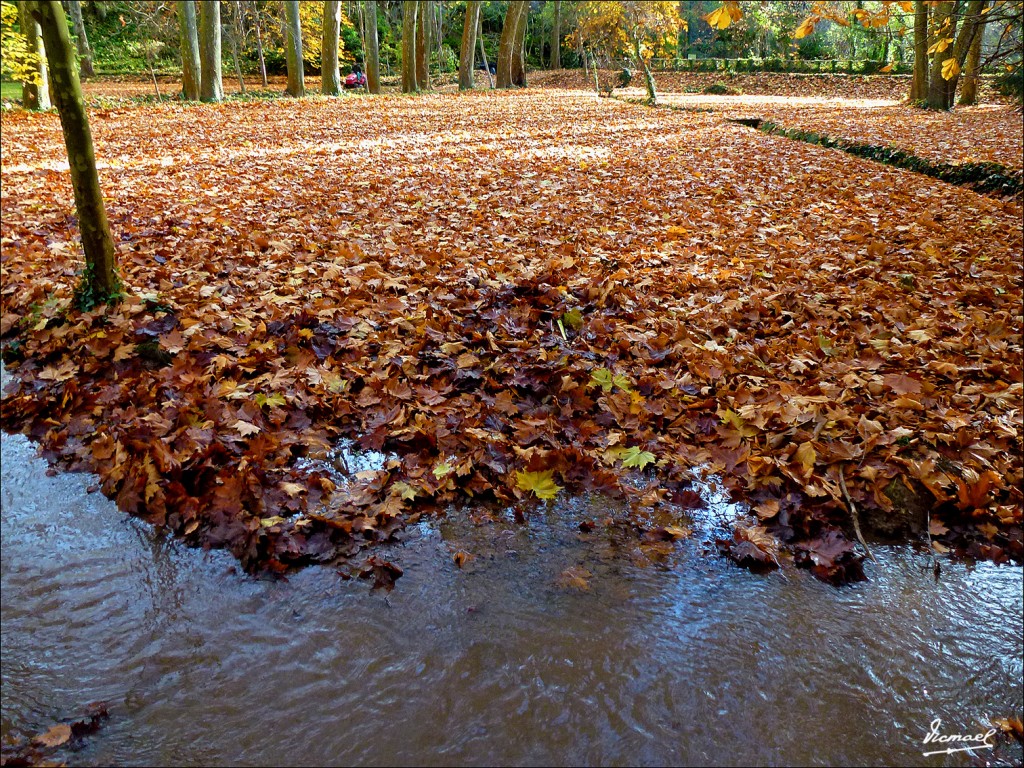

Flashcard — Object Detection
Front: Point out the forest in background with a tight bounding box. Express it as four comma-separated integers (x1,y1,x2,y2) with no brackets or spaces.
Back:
2,1,1022,99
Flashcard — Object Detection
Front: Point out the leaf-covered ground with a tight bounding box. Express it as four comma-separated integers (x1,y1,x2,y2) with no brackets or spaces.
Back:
530,68,1007,102
1,90,1021,580
656,96,1024,171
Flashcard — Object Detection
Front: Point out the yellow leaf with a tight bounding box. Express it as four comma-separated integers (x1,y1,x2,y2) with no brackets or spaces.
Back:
392,481,418,501
899,1,913,11
704,5,733,30
880,63,893,73
515,469,563,500
927,37,952,55
941,57,960,81
794,17,817,39
794,441,817,477
260,516,287,528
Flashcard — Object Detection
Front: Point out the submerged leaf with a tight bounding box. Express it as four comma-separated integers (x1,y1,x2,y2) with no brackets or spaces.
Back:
515,470,563,500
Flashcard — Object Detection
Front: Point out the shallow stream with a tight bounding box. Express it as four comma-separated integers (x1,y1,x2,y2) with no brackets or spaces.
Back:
2,379,1022,766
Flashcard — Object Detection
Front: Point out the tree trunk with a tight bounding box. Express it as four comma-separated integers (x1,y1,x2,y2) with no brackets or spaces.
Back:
283,0,304,96
251,1,268,87
68,0,94,77
911,1,928,101
401,0,418,92
496,0,526,88
199,0,223,102
415,0,430,89
926,1,956,109
944,0,986,106
511,0,527,86
322,0,341,95
19,1,51,109
632,33,657,105
458,1,480,90
478,11,492,87
958,1,987,105
227,2,246,95
177,0,201,100
29,0,119,305
366,0,381,93
550,0,560,69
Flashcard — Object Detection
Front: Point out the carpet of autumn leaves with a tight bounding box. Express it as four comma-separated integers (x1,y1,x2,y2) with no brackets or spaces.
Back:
1,89,1022,581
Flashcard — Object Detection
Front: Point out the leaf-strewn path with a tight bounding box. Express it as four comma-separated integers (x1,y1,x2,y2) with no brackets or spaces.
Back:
1,92,1021,577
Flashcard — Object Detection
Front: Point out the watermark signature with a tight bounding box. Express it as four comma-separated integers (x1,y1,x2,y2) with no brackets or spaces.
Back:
922,717,997,757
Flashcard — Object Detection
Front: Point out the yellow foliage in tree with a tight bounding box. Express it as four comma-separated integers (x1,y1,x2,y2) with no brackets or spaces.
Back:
0,1,40,86
577,1,683,61
267,1,356,68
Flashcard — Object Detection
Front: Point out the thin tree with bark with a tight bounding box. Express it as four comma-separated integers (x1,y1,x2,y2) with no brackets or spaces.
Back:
322,0,341,95
199,0,223,102
478,10,492,87
511,0,528,85
283,0,304,97
415,0,430,89
177,0,201,100
29,0,119,306
18,1,50,109
249,1,269,87
959,0,991,105
550,0,561,69
401,0,418,92
67,0,93,77
365,0,381,93
458,0,480,90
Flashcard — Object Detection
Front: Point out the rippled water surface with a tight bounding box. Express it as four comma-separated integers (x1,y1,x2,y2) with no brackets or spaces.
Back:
2,424,1022,766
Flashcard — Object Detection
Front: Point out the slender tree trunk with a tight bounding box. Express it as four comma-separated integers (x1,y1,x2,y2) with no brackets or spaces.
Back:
146,48,161,99
458,0,480,90
227,2,246,94
496,0,526,88
632,33,656,104
415,0,430,89
926,1,956,109
68,0,94,77
177,0,201,100
19,1,51,109
251,1,268,87
478,11,492,87
550,0,560,69
958,1,987,105
911,1,928,101
401,0,418,92
357,0,367,67
436,1,443,65
199,0,223,102
282,0,304,96
366,0,381,93
511,0,527,86
322,0,341,95
29,0,119,304
943,0,986,106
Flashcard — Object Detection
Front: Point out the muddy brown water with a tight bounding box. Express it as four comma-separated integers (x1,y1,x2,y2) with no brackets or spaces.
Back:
2,383,1022,766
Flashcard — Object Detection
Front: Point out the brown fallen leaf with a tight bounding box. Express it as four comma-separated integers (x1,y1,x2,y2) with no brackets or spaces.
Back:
32,724,71,749
558,565,593,591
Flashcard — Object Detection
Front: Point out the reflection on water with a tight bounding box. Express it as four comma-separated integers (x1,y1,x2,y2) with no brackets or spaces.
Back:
2,428,1022,766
